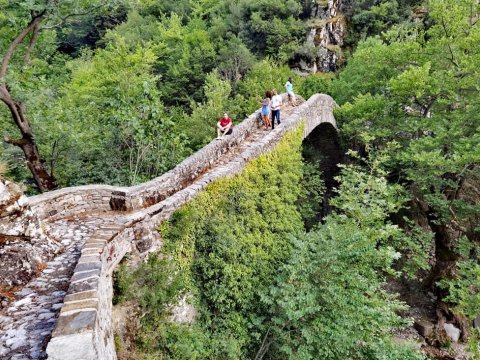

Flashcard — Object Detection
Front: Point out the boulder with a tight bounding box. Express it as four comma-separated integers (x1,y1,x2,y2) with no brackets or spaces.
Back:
414,318,435,338
474,315,480,328
0,179,61,292
443,323,461,342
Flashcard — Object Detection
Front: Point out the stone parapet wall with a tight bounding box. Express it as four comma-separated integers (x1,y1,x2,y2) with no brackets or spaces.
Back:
30,95,335,222
29,186,121,221
46,224,130,360
45,93,336,360
123,104,264,211
29,96,287,221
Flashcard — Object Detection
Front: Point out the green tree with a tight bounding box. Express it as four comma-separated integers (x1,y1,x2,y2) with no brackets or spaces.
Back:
0,0,123,191
216,36,256,82
116,129,307,358
180,72,232,150
237,59,298,113
50,37,187,186
154,15,216,107
332,0,480,334
203,0,305,59
259,157,424,360
343,0,422,48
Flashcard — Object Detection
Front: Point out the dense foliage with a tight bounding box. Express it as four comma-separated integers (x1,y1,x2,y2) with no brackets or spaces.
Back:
115,129,306,358
114,128,424,359
262,157,423,360
0,0,309,189
328,0,480,354
0,0,422,189
332,0,480,277
342,0,423,47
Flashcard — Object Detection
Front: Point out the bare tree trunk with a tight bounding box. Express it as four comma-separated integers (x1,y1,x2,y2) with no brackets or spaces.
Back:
0,12,57,192
0,86,57,191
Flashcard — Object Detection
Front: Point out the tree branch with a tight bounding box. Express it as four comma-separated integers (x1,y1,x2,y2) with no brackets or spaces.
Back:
49,139,58,177
41,4,105,30
440,15,459,68
0,12,46,80
24,23,41,65
254,327,272,360
4,135,28,147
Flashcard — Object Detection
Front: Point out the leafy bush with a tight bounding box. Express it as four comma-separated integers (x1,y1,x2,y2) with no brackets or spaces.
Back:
438,260,480,320
116,127,308,358
160,128,306,354
261,157,424,360
115,127,424,359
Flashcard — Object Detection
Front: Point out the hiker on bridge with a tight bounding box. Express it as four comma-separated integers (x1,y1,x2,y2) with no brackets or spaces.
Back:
270,89,282,130
217,112,233,139
260,90,272,129
285,77,296,107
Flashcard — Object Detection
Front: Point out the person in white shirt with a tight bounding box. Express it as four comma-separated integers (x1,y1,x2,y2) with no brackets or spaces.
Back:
285,77,296,107
270,89,282,130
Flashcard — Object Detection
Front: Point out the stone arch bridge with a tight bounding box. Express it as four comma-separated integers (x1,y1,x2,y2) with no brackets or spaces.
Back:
0,94,336,360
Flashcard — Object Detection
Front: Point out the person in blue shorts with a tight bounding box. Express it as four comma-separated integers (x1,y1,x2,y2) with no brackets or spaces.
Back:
260,90,272,129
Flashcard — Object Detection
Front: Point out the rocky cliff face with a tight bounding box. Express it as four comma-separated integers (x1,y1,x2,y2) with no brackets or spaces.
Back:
297,0,347,73
0,179,60,295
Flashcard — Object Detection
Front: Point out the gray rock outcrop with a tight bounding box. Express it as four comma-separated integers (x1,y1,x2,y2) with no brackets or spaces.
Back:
0,179,60,292
297,0,346,73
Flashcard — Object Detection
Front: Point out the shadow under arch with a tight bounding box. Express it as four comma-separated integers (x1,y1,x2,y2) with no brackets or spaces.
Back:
302,122,343,223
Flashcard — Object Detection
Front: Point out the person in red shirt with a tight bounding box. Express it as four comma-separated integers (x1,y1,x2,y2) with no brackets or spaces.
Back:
217,112,233,139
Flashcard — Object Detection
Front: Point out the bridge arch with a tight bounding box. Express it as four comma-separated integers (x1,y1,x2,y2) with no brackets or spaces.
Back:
302,121,343,220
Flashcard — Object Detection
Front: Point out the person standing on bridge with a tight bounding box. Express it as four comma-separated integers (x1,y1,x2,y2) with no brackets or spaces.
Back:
217,112,233,139
270,89,282,130
285,77,296,107
260,90,272,129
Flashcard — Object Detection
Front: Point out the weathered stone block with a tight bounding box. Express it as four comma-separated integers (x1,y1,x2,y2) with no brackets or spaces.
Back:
82,247,103,255
64,290,98,303
61,299,99,313
71,269,101,282
47,331,96,360
444,323,460,342
74,261,102,273
69,277,99,293
414,318,434,338
93,232,116,241
83,241,106,250
52,310,97,337
474,315,480,328
78,255,101,264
